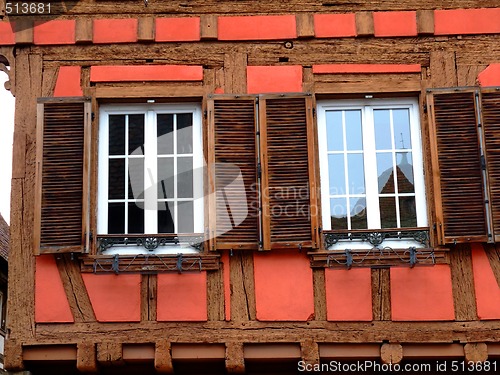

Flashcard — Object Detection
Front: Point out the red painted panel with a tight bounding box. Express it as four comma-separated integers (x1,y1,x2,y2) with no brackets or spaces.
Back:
254,251,314,321
157,272,207,321
314,14,357,38
82,274,141,322
373,11,417,37
0,22,15,45
391,265,455,321
35,256,74,323
93,19,138,44
156,17,200,42
34,20,76,45
247,65,303,94
325,268,372,321
471,244,500,319
478,64,500,86
218,15,297,41
90,65,203,82
221,252,231,321
313,64,421,74
54,66,83,97
435,8,500,36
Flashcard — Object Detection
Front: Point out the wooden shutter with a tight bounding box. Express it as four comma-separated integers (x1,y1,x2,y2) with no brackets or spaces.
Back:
207,96,260,250
481,89,500,242
260,95,319,250
427,90,489,244
34,98,92,254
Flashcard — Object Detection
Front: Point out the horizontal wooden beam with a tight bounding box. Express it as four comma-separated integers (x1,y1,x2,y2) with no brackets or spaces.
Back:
94,84,205,99
244,344,301,360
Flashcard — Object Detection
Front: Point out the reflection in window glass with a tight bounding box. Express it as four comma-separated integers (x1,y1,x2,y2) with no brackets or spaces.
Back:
330,197,347,229
345,110,363,151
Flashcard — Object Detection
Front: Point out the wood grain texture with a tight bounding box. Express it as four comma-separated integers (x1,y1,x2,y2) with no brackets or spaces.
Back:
430,51,457,87
41,65,58,97
141,275,157,321
226,342,244,373
484,244,500,289
76,18,93,44
314,73,420,94
449,244,478,321
457,64,487,86
229,252,256,321
138,17,155,42
14,19,33,44
97,342,123,365
355,12,374,37
464,343,488,362
380,343,403,364
301,339,319,367
77,342,97,372
155,340,174,374
207,270,225,321
223,52,247,94
296,13,315,39
312,269,326,321
372,268,391,321
416,10,434,35
200,14,218,40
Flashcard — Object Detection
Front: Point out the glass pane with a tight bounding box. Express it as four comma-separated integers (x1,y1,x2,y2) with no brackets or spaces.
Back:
377,153,394,194
108,203,124,234
108,159,125,199
345,110,363,151
109,115,125,155
177,113,193,154
177,157,193,199
393,109,412,149
350,197,367,230
178,201,194,233
326,110,343,151
330,198,347,230
347,153,365,194
157,114,174,155
374,109,392,150
128,158,144,199
328,154,345,196
158,158,175,199
158,201,175,233
396,152,414,193
128,114,145,155
380,197,397,229
400,196,417,227
128,202,144,234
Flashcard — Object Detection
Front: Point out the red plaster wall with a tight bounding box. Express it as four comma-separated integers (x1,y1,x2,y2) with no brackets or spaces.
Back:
218,15,297,41
435,8,500,36
325,268,372,321
34,20,75,45
0,23,15,45
373,11,417,37
82,274,141,322
247,65,303,94
253,251,314,321
156,17,200,42
312,64,421,74
35,256,74,323
54,66,83,97
471,244,500,319
314,14,357,38
90,65,203,82
478,64,500,86
156,272,207,321
391,265,455,321
93,19,138,44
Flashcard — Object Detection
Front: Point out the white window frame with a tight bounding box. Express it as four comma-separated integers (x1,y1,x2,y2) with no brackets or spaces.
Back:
317,98,427,249
98,103,203,254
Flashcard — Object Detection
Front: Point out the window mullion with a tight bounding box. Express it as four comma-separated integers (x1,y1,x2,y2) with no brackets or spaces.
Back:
317,106,332,231
390,109,402,228
363,106,381,229
124,115,129,234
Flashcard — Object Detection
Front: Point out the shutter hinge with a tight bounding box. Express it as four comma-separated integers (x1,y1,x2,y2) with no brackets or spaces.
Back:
257,162,262,178
423,103,427,114
91,112,95,121
312,108,316,117
481,155,486,170
204,110,207,119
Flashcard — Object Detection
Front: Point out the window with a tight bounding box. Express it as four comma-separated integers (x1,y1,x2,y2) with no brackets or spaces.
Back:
317,98,427,249
98,104,203,254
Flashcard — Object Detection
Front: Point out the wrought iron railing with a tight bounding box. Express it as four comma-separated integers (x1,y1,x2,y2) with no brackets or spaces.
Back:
96,233,204,253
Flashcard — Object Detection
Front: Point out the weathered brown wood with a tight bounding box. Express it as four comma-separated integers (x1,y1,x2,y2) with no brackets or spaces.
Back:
76,18,93,44
77,342,98,373
207,270,225,321
372,268,391,321
302,66,314,93
296,13,315,39
449,244,478,321
141,275,157,321
97,342,123,365
138,17,155,42
355,12,374,37
315,76,421,94
230,252,256,321
223,52,247,94
4,339,23,371
464,343,488,362
11,131,26,179
94,83,204,98
200,14,218,40
14,19,33,44
301,339,319,367
485,244,500,289
41,65,58,97
430,51,458,87
226,342,244,374
155,340,174,374
380,344,403,364
148,275,157,321
312,269,326,321
457,64,486,86
416,10,434,35
56,254,96,323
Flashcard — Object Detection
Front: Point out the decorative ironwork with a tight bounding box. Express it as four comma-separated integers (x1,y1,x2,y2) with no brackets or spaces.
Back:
97,234,204,253
323,228,430,249
324,246,436,269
